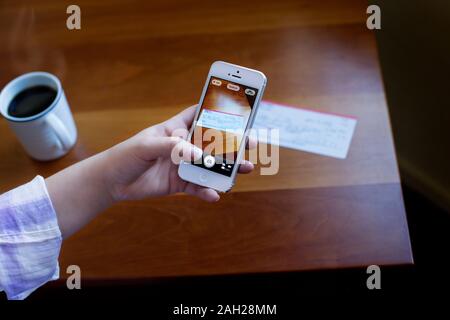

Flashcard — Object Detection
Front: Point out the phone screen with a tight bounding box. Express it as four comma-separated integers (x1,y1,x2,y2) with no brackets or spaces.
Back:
191,76,259,177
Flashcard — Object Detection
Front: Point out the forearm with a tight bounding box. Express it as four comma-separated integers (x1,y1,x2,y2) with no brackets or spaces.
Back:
43,107,223,238
45,150,116,239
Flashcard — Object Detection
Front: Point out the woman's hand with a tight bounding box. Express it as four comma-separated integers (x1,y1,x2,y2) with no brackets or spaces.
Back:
103,105,254,202
46,106,255,238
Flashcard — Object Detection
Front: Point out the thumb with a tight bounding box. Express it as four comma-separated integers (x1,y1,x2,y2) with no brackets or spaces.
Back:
135,136,203,163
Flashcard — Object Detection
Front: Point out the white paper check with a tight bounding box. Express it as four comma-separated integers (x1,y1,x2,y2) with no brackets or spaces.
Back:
197,109,245,133
253,101,357,159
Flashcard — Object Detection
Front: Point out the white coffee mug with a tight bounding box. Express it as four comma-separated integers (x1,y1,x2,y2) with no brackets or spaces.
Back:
0,72,77,161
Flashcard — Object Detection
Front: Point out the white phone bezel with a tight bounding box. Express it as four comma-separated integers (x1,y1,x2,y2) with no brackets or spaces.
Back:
178,61,267,192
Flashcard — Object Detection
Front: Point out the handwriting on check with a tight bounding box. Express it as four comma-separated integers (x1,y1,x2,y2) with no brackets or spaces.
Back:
253,102,357,159
197,109,245,133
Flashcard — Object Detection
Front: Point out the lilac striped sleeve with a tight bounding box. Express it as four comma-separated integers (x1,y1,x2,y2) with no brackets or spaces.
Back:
0,176,62,300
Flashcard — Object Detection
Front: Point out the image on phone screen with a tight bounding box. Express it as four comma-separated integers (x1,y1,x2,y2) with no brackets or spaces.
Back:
191,76,258,177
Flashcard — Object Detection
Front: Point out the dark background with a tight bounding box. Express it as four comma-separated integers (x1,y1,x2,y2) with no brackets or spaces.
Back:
374,0,450,212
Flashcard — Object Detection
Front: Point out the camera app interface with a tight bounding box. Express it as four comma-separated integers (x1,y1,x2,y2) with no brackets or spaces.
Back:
191,76,258,177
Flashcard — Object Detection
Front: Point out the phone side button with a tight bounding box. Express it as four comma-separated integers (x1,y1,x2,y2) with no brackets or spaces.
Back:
199,173,208,183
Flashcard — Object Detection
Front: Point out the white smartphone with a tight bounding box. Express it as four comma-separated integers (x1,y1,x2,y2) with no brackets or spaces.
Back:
178,61,267,192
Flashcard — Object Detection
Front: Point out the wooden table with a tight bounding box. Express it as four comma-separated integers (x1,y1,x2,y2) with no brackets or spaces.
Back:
0,0,412,280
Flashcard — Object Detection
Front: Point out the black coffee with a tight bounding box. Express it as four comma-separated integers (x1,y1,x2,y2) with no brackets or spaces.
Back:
7,85,57,118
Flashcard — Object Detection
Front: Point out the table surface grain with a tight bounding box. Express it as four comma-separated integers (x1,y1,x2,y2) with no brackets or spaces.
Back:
0,0,412,280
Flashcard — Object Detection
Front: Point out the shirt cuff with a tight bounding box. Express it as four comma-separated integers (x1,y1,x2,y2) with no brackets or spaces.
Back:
0,176,62,300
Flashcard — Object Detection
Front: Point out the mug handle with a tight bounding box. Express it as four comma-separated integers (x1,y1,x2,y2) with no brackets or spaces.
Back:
45,113,72,151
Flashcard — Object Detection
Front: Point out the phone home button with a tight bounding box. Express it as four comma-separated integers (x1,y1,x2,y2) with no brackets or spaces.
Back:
199,173,208,183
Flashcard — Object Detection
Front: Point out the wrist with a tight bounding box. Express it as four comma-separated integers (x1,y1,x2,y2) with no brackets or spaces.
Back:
96,142,133,203
45,152,117,238
91,149,121,205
